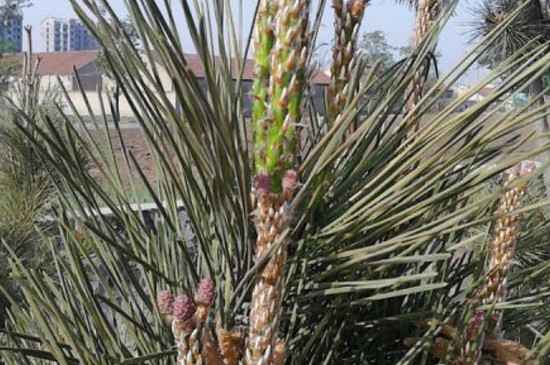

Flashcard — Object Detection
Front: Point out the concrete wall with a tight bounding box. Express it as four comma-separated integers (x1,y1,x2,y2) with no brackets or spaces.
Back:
35,75,72,92
73,63,103,91
102,57,175,94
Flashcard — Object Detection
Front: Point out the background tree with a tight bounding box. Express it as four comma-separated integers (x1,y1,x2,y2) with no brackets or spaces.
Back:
358,30,396,73
358,31,443,74
396,44,442,59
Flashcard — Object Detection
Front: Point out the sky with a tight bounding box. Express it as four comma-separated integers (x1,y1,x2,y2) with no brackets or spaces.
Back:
23,0,487,84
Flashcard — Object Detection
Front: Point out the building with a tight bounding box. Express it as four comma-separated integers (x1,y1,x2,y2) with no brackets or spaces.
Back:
166,54,331,117
6,51,330,118
42,17,98,52
8,50,102,91
0,8,23,53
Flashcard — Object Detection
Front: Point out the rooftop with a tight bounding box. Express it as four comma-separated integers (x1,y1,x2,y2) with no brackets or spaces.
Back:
8,50,98,75
161,53,332,85
6,51,332,84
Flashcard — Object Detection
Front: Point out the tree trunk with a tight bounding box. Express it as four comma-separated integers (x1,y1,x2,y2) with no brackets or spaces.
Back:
529,77,550,194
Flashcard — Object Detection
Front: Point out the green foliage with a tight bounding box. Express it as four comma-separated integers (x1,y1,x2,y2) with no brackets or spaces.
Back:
358,30,396,72
0,104,55,325
2,1,550,364
0,55,20,94
358,31,442,75
397,44,442,61
0,44,84,328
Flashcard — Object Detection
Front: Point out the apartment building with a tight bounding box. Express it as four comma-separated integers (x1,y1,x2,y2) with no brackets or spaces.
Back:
42,17,98,52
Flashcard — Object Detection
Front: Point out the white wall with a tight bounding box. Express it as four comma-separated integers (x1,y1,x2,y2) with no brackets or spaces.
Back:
7,78,177,119
60,90,178,119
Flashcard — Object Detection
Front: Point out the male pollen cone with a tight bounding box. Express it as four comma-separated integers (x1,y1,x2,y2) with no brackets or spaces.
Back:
157,290,174,316
196,278,216,306
172,294,195,321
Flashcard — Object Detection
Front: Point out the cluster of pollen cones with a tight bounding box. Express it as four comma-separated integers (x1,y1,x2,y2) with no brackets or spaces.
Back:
156,169,299,365
157,279,244,365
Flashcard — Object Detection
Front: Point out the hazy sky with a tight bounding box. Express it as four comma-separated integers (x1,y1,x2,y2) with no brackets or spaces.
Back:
23,0,486,84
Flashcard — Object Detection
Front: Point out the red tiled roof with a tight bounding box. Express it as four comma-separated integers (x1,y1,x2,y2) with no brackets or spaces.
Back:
311,70,331,85
7,51,331,85
8,51,98,75
478,86,495,98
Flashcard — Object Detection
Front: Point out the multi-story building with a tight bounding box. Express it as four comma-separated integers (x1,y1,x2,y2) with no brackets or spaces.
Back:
42,17,98,52
0,9,23,53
